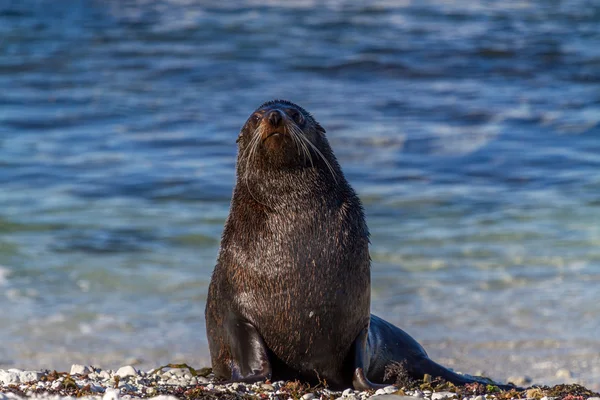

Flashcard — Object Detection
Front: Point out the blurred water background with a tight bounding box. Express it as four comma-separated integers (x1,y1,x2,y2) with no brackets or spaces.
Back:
0,0,599,389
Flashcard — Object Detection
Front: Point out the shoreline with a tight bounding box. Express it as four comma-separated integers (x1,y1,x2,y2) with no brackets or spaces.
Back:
1,365,599,400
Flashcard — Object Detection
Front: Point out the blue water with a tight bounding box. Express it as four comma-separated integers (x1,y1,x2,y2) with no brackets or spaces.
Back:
0,0,599,388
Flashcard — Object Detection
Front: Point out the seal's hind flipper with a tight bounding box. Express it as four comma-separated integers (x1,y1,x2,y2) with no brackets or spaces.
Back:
366,315,514,389
414,358,516,390
412,357,478,385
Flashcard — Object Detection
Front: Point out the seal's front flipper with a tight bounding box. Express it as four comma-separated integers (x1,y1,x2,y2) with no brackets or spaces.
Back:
225,313,272,383
351,327,388,391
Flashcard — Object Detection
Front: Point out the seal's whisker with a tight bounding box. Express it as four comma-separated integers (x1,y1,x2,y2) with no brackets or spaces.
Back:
284,123,304,162
290,123,313,167
295,126,337,183
243,125,265,205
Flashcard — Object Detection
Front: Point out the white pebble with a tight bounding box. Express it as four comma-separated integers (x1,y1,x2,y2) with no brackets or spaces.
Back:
103,388,121,400
115,365,138,378
168,368,187,378
99,370,112,380
70,365,91,376
302,394,316,400
375,388,387,396
20,371,42,383
384,385,398,394
0,370,20,385
431,392,457,400
343,388,354,396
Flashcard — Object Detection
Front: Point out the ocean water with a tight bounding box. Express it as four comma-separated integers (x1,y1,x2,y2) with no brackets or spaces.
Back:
0,0,599,388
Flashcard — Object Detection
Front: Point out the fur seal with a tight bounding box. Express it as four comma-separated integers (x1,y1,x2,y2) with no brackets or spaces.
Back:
205,100,508,390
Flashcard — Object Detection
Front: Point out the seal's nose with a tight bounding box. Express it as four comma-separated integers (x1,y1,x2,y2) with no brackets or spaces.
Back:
267,110,282,127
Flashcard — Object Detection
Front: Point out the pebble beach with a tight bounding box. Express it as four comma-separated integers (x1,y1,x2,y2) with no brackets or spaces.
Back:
1,366,599,400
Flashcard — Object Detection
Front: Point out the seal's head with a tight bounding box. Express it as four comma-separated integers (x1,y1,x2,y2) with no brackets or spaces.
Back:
236,99,336,178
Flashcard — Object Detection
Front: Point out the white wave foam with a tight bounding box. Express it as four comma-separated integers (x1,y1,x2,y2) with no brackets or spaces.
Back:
0,265,10,286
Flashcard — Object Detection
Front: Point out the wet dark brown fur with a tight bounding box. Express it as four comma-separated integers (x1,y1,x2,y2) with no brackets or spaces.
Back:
205,100,512,390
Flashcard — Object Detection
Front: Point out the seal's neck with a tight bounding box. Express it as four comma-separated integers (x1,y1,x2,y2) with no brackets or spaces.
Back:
236,165,348,211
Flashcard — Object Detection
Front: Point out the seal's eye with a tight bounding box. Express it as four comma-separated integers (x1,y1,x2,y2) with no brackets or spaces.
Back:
290,110,304,125
251,113,261,124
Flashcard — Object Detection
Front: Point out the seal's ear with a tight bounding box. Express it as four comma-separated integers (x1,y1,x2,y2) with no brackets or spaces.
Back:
315,122,326,135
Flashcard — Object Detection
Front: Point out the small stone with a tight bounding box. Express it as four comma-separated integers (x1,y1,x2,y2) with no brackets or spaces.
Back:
126,383,139,392
206,383,215,390
231,382,246,392
432,392,457,400
197,376,209,384
99,370,112,380
103,388,121,400
115,366,138,378
261,383,274,390
370,396,415,400
345,396,359,400
375,389,387,396
384,386,398,394
70,365,91,376
91,384,105,393
19,371,42,383
413,390,424,398
302,394,316,400
343,388,354,396
474,396,485,400
0,370,20,385
168,368,187,378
